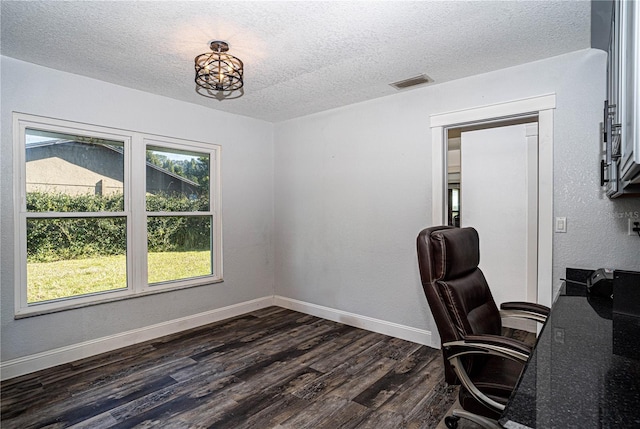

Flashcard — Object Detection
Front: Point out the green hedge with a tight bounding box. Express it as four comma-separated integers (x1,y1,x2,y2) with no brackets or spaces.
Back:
26,192,211,262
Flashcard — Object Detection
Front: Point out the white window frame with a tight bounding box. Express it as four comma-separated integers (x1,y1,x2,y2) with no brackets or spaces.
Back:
13,113,223,317
142,136,223,292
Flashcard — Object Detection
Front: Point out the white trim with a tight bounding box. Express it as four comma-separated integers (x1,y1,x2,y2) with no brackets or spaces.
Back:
431,126,447,225
0,296,275,381
430,94,556,128
273,296,433,347
1,296,434,380
525,123,539,304
131,132,147,290
537,109,554,308
430,94,556,308
13,116,26,314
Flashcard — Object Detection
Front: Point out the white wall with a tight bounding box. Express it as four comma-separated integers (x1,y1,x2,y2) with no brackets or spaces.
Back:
3,48,639,367
0,57,275,362
274,48,640,347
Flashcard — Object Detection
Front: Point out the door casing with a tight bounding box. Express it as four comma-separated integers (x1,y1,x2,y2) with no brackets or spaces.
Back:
429,94,556,308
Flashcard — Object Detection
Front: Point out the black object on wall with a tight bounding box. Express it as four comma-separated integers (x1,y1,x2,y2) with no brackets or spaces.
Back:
613,270,640,317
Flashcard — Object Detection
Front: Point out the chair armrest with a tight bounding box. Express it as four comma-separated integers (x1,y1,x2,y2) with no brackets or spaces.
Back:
444,334,531,363
500,301,550,324
501,301,550,315
465,334,533,357
443,335,531,412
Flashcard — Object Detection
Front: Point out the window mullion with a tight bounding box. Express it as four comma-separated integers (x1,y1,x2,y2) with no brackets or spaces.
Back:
146,211,214,217
24,211,128,218
129,133,148,293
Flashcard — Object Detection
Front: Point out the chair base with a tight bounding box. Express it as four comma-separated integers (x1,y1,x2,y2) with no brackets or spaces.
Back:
444,415,460,428
447,409,502,429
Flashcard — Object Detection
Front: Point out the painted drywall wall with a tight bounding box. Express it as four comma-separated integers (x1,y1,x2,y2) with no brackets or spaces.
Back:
0,57,275,362
3,47,638,365
274,48,640,348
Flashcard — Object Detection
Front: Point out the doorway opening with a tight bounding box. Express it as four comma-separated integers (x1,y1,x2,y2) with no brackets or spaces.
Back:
430,94,556,309
445,116,538,228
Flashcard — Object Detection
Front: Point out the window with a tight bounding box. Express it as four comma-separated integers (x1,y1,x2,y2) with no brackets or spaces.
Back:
145,141,214,285
14,114,222,316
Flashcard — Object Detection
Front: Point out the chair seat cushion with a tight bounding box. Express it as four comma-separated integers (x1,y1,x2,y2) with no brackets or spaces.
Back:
459,355,524,419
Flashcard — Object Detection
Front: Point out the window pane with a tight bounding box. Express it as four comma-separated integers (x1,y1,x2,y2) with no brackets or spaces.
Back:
26,129,125,212
147,215,212,284
26,217,127,303
145,145,210,212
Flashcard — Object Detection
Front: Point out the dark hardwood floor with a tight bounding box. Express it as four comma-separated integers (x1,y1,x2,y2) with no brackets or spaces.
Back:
2,307,462,429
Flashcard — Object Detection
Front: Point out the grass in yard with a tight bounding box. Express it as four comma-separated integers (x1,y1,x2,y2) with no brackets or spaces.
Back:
27,251,211,303
147,251,211,284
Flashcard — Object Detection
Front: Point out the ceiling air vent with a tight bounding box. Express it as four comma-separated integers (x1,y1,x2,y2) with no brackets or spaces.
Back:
390,74,433,90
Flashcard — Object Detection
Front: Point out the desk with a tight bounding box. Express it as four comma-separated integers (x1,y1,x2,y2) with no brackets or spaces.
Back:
500,280,640,428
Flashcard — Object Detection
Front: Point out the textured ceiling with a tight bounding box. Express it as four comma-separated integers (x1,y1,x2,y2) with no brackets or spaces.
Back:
1,1,591,123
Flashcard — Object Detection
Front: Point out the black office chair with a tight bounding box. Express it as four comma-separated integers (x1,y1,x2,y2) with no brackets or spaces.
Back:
417,226,549,429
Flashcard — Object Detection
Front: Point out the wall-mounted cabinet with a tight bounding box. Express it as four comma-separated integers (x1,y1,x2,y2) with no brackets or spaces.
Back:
603,0,640,197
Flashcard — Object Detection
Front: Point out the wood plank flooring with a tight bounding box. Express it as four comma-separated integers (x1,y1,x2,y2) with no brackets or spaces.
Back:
1,307,460,429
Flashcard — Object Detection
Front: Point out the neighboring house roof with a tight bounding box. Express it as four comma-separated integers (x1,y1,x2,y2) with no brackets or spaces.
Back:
26,140,200,194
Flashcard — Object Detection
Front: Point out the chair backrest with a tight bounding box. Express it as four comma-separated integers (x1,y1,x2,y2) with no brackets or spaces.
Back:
417,226,502,382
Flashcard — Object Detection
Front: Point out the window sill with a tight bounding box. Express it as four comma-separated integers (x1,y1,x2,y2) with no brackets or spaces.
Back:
14,278,224,320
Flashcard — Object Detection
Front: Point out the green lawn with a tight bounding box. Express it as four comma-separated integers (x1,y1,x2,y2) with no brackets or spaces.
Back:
27,251,211,303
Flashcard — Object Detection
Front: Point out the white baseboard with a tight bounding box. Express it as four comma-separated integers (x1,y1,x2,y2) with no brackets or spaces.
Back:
0,296,275,381
274,296,432,346
1,296,433,381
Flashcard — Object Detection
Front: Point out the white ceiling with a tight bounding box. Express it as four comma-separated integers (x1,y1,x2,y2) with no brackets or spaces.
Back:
1,1,591,123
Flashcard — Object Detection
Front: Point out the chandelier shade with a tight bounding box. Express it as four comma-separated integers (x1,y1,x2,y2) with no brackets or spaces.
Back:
194,41,244,92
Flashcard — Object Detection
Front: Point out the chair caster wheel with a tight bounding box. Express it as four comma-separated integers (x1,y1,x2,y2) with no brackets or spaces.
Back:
445,415,460,429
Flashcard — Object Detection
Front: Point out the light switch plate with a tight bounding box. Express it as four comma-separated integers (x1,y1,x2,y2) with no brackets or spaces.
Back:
555,217,567,233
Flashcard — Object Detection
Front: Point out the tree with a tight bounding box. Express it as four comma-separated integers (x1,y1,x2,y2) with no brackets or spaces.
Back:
145,150,209,196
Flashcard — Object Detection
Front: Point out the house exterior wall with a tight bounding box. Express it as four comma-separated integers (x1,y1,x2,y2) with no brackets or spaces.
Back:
145,165,198,197
25,143,200,197
26,144,124,196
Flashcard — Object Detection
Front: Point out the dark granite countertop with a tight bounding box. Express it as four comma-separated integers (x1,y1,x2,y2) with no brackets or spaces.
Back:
500,269,640,429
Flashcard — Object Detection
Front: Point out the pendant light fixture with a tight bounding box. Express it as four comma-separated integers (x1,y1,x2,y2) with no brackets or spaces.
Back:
194,40,244,96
